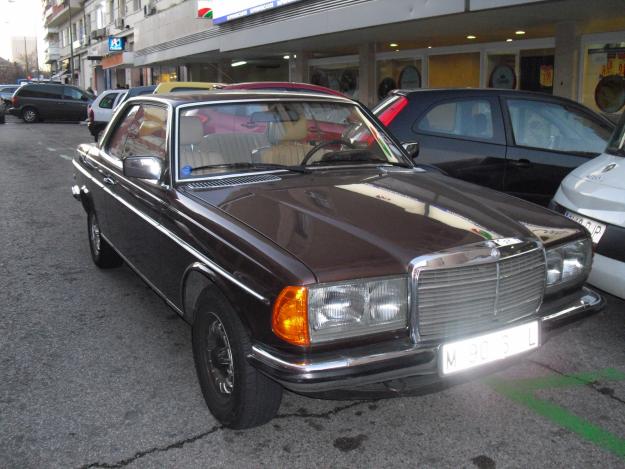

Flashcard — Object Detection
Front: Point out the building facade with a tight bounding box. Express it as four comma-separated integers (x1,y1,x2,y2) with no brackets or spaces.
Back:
41,0,625,116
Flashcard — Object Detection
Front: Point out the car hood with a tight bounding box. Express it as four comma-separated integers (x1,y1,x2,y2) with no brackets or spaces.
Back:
554,153,625,227
185,168,584,283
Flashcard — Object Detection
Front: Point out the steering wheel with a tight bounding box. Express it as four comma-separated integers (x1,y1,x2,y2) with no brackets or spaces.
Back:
300,139,356,166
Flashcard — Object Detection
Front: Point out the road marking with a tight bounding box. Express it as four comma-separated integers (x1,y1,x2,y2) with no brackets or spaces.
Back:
58,154,72,161
47,147,57,151
487,368,625,460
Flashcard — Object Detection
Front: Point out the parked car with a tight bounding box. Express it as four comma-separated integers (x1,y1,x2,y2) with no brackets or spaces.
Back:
221,81,345,97
373,89,615,206
87,90,127,140
9,82,94,123
153,81,222,94
0,84,19,103
115,85,156,108
72,91,602,428
551,112,625,299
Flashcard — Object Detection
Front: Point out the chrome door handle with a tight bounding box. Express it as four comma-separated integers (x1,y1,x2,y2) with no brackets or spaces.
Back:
103,176,116,185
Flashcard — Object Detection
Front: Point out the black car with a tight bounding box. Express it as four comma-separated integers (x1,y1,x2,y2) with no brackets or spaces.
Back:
71,91,601,428
9,82,93,123
374,89,615,206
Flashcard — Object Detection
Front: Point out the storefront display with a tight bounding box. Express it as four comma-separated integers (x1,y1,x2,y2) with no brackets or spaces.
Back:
582,43,625,114
376,58,422,100
487,53,517,89
310,62,360,98
429,53,480,88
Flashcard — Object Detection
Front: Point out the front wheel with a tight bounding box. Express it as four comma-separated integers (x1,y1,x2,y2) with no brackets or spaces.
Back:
22,107,39,123
87,211,122,268
192,297,283,428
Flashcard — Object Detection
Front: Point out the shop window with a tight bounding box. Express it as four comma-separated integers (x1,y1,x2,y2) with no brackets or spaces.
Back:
487,53,517,89
376,58,422,101
582,43,625,114
310,62,359,99
417,99,494,140
506,99,612,154
428,53,480,88
519,49,554,94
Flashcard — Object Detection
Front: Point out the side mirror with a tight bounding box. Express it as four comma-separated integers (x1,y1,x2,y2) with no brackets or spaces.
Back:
403,142,419,160
123,156,163,181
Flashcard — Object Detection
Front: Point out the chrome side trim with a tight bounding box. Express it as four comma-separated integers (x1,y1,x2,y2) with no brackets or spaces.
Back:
71,184,80,200
101,233,184,317
73,159,268,303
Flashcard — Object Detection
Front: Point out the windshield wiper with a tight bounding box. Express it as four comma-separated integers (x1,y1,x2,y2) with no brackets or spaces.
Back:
310,156,411,169
185,162,311,174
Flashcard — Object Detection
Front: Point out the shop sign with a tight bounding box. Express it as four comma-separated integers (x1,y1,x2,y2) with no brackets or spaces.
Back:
197,1,213,18
202,0,304,24
108,37,125,52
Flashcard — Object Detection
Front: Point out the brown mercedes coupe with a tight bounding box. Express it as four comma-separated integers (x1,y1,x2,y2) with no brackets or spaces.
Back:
72,91,602,428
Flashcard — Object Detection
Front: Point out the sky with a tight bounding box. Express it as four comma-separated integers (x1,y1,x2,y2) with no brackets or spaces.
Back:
0,0,45,65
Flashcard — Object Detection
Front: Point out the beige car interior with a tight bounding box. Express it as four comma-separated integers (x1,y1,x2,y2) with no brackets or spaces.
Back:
178,114,316,175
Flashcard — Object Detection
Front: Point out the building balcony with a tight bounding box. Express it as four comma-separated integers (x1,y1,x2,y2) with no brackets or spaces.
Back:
45,46,60,64
45,0,83,28
44,26,59,40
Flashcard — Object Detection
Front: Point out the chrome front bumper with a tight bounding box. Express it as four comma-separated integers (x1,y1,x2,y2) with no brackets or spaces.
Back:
249,286,604,395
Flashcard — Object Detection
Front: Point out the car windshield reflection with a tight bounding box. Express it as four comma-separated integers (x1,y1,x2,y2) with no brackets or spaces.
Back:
177,101,408,179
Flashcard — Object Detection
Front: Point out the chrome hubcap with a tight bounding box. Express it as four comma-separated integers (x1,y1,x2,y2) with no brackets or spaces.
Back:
90,216,101,253
205,314,234,395
24,110,35,121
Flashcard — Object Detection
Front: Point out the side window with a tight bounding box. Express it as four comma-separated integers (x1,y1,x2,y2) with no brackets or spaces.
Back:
64,87,89,101
506,99,612,154
98,93,117,109
107,105,140,159
417,99,494,140
123,105,168,160
21,85,63,99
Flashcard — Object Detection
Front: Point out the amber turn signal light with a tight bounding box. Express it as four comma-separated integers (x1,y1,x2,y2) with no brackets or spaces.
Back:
272,286,309,346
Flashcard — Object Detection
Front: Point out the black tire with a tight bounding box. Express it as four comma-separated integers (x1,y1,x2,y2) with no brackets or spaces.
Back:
87,211,123,268
192,295,283,429
22,107,39,123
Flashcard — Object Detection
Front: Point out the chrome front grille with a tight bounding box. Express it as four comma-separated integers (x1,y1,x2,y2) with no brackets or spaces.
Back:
414,247,545,342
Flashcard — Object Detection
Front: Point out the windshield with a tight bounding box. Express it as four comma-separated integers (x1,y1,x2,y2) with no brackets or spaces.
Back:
606,113,625,157
177,100,408,179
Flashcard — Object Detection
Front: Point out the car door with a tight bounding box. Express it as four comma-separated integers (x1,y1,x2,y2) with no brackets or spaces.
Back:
502,97,614,206
63,86,90,121
410,96,507,191
32,84,64,119
98,102,177,297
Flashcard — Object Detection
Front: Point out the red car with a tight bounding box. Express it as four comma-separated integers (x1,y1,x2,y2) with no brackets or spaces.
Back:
221,81,345,97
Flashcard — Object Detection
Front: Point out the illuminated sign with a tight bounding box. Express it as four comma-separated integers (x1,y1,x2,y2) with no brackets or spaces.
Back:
108,37,125,52
200,0,304,24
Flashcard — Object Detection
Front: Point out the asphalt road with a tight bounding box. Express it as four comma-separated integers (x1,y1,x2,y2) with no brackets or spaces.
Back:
1,116,625,469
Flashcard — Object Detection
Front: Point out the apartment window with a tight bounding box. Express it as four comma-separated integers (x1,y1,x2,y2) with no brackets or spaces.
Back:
109,0,115,23
95,8,103,28
133,0,141,11
85,14,91,36
72,22,77,41
119,0,126,17
78,19,84,43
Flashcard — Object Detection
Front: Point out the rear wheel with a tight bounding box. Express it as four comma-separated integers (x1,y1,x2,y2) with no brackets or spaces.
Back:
192,296,283,428
22,107,39,123
87,211,122,268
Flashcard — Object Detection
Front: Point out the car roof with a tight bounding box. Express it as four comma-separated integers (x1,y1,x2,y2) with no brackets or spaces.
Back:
222,81,344,96
132,89,354,106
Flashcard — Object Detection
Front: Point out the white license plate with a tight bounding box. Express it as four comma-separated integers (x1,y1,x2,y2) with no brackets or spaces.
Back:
440,321,539,375
564,211,606,244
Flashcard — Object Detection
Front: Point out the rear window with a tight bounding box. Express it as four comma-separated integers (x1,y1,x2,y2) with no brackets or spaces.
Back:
99,92,118,109
417,99,494,140
17,85,63,100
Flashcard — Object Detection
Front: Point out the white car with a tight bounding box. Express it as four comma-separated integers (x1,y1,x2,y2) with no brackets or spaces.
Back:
87,90,126,140
551,116,625,299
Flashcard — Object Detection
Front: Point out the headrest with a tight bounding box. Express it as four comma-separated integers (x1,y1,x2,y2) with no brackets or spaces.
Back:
266,118,307,144
180,116,205,145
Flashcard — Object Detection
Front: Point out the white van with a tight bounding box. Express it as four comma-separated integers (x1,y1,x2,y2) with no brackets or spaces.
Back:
551,114,625,299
